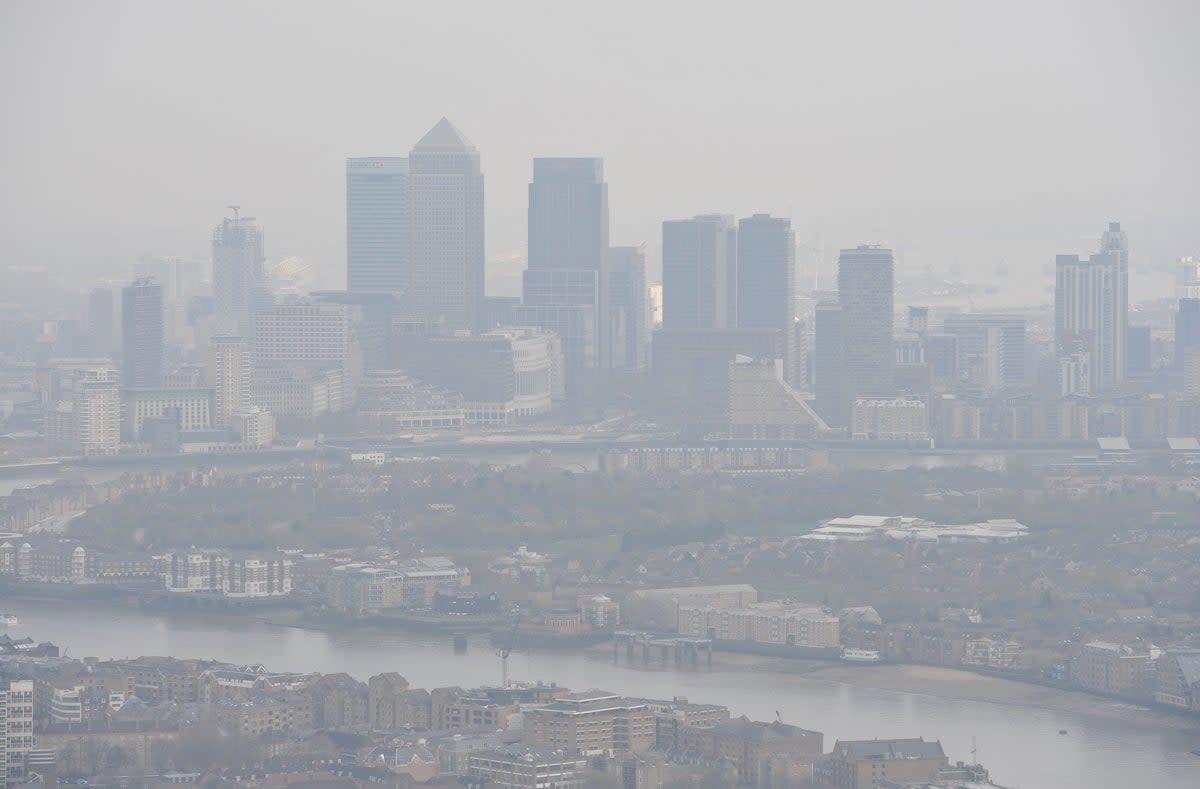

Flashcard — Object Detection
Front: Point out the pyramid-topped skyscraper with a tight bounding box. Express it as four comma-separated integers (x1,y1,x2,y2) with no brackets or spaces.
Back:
408,118,485,332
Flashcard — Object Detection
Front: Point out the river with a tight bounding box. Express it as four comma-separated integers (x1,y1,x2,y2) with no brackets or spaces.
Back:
3,600,1198,789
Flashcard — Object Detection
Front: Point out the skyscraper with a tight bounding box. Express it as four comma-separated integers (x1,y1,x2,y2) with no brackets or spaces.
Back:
211,335,250,429
1054,222,1129,393
346,157,410,296
607,245,651,372
121,278,163,388
212,210,266,337
408,118,485,332
736,214,794,332
837,245,895,404
813,301,847,427
1175,298,1200,372
87,286,116,356
517,157,609,393
662,214,737,330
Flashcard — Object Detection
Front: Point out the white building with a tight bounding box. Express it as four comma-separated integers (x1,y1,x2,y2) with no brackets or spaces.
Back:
230,406,274,448
211,336,251,428
163,549,292,598
851,398,929,441
123,388,214,439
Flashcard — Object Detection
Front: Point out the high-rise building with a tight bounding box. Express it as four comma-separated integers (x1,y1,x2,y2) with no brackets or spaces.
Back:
1055,222,1129,392
310,290,399,371
813,301,847,428
121,278,163,388
408,118,485,332
1,680,34,787
662,214,737,330
941,314,1027,393
211,336,251,429
1126,325,1152,378
837,246,895,405
517,158,609,392
87,287,116,356
346,157,410,297
212,211,267,337
606,245,651,372
1175,299,1200,372
736,215,794,333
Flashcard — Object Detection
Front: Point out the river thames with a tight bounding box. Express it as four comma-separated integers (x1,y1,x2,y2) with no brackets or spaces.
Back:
4,600,1199,789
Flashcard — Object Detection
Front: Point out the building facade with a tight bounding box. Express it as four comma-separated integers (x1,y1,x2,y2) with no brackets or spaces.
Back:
346,156,410,296
662,214,737,330
838,246,896,406
121,279,163,389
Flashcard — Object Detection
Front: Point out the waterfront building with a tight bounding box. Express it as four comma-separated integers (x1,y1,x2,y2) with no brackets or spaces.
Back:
522,691,655,755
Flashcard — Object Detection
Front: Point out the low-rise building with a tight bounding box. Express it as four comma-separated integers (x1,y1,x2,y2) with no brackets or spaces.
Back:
825,738,949,789
1154,649,1200,711
852,398,929,441
468,746,586,789
523,691,655,756
679,716,823,787
1075,642,1155,696
677,602,840,649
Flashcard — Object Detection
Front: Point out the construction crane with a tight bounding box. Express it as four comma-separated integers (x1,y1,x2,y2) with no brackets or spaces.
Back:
496,614,521,688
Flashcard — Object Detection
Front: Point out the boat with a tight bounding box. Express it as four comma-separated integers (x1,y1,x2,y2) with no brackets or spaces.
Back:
841,648,883,663
1191,749,1200,757
0,614,18,626
1059,729,1068,735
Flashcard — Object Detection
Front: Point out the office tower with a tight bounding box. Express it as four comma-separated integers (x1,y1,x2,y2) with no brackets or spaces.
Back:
211,336,251,429
736,214,794,332
662,214,737,329
1126,326,1152,378
1178,256,1200,299
515,158,610,394
942,314,1027,392
310,290,398,371
1054,222,1129,392
1175,299,1200,372
346,157,410,296
528,158,608,273
837,245,896,404
212,210,266,336
813,302,847,428
408,118,485,332
254,302,358,370
651,328,781,429
121,278,163,388
87,287,116,356
607,245,651,372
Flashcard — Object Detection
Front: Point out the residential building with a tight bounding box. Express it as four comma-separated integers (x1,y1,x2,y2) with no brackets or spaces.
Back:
1055,222,1129,392
210,336,250,428
87,287,117,357
408,118,485,332
1154,649,1200,711
251,365,351,421
367,673,411,730
1075,641,1155,696
677,601,840,648
310,290,399,371
1005,398,1089,441
625,585,760,631
230,406,274,447
163,549,293,599
838,245,896,406
215,694,313,738
523,691,655,755
468,747,586,789
852,398,929,441
346,156,410,297
728,357,827,440
1,680,34,786
826,738,949,789
662,214,737,330
212,211,267,337
121,278,163,388
679,716,823,787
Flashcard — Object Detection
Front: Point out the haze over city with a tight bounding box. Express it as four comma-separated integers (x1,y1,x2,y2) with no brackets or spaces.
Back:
2,0,1198,298
4,3,1200,789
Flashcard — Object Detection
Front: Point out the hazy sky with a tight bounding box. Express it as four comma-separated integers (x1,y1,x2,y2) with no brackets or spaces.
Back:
2,0,1197,296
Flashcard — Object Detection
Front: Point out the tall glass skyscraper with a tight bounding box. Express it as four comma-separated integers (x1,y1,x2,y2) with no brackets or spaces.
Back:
662,214,737,330
837,245,896,403
736,214,794,332
516,157,609,394
408,118,485,333
121,278,163,388
346,157,409,298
